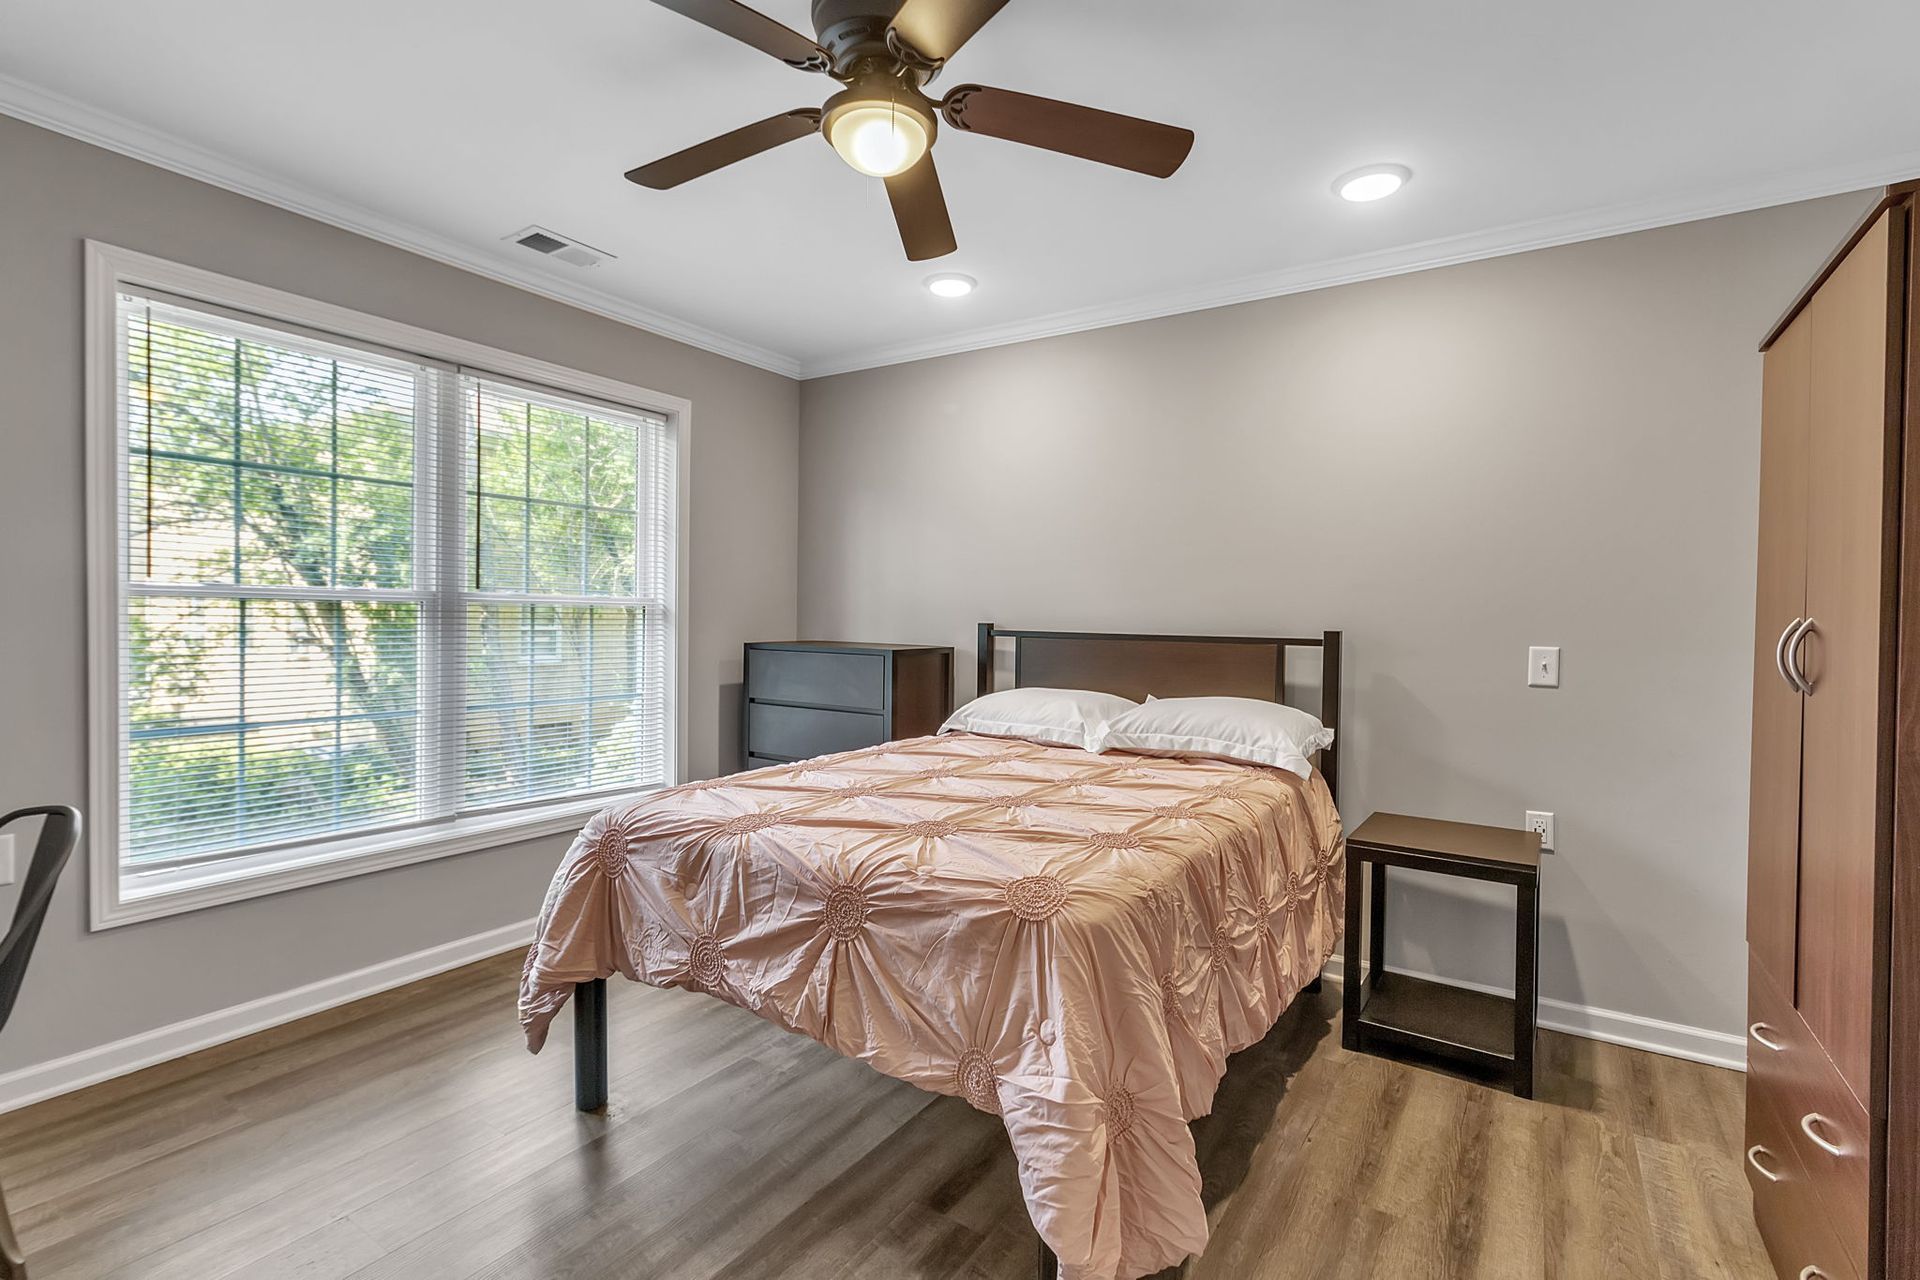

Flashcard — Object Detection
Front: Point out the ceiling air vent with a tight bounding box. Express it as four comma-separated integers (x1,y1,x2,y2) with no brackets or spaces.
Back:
506,225,614,269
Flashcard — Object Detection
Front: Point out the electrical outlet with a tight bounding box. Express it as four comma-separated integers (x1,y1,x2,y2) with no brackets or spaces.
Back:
1527,646,1560,688
0,833,14,886
1525,811,1555,852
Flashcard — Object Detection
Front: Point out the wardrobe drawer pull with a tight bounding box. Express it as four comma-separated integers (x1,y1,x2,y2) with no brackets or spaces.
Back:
1749,1022,1785,1052
1745,1145,1783,1182
1800,1112,1847,1157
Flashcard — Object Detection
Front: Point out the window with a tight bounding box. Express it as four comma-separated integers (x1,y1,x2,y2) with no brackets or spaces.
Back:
88,246,685,927
459,378,672,810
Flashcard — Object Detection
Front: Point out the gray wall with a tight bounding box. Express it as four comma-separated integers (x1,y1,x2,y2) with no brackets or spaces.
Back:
0,115,798,1076
799,194,1872,1041
0,101,1879,1081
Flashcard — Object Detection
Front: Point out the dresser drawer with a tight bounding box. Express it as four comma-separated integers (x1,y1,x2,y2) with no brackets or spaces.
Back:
1747,952,1799,1114
1747,950,1869,1278
1779,1039,1870,1277
1747,1071,1861,1280
747,647,887,713
747,702,887,760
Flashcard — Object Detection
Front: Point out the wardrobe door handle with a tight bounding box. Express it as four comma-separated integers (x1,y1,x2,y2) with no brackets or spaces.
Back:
1800,1111,1846,1157
1746,1144,1783,1182
1800,1268,1829,1280
1788,617,1818,694
1775,618,1803,692
1749,1022,1785,1052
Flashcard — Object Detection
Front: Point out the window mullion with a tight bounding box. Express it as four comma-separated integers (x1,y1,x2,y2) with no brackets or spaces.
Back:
330,362,344,832
231,342,247,850
460,590,656,609
126,582,427,603
420,368,468,823
521,399,534,804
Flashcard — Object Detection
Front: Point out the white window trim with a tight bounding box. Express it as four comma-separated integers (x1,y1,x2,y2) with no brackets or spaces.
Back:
84,241,692,930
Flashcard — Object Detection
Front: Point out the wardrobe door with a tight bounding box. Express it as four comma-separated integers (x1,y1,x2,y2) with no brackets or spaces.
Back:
1797,211,1893,1106
1749,311,1812,990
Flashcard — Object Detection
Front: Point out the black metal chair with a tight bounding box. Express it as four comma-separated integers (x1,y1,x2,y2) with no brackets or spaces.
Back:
0,806,81,1280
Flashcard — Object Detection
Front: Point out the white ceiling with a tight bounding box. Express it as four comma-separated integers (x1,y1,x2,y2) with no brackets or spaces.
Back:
4,0,1919,377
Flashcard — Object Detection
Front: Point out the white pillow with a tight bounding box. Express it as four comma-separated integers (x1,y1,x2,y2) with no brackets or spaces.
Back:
940,687,1139,751
1098,696,1333,778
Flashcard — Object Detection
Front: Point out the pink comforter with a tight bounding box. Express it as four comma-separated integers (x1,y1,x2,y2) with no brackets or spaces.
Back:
519,732,1344,1279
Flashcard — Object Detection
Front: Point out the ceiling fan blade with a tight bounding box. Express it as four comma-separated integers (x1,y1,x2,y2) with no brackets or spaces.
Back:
648,0,829,70
940,85,1194,178
884,155,958,262
625,109,822,189
888,0,1011,64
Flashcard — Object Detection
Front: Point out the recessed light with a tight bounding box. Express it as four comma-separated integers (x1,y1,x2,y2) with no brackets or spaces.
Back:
1335,164,1411,203
925,273,976,298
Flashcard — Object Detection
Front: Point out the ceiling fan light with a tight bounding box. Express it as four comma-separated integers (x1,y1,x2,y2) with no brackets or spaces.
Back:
1335,164,1412,203
828,104,929,177
823,86,935,179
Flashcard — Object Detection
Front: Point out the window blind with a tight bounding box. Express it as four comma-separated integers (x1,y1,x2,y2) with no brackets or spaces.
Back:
458,376,674,811
114,293,674,875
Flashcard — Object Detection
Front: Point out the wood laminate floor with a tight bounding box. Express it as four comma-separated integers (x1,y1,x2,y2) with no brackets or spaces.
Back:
0,952,1771,1280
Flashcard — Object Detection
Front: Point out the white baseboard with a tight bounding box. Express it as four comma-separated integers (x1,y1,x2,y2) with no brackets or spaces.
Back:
0,918,536,1115
0,922,1746,1117
1321,955,1747,1072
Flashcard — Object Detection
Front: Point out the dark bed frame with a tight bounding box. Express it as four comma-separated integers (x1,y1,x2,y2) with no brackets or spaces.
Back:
570,623,1344,1278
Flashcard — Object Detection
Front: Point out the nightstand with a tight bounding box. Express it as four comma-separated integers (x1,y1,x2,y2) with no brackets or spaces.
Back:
741,642,954,770
1341,812,1543,1097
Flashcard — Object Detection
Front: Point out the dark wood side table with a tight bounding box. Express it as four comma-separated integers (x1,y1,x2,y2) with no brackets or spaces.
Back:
1342,812,1543,1097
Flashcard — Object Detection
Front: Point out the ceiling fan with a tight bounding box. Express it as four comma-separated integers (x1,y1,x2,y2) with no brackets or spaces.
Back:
626,0,1197,261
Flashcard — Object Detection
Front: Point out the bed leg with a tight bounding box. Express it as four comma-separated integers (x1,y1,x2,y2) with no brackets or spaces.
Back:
1305,970,1324,995
574,978,608,1112
1038,1238,1058,1280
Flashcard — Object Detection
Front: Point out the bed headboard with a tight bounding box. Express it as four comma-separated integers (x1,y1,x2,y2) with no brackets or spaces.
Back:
975,622,1343,800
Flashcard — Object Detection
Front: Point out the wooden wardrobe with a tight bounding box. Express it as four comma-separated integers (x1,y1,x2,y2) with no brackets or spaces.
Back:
1746,181,1919,1280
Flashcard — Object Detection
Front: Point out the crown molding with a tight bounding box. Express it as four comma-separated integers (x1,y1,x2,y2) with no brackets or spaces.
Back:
0,73,804,379
799,149,1920,378
7,70,1917,385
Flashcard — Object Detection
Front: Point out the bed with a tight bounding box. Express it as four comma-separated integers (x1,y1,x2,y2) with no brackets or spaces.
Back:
518,624,1346,1280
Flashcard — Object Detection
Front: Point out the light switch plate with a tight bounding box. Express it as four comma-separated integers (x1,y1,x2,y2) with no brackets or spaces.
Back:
1528,646,1560,688
0,833,14,887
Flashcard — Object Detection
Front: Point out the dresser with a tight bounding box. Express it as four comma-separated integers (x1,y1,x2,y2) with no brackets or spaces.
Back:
741,642,954,770
1745,182,1919,1280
